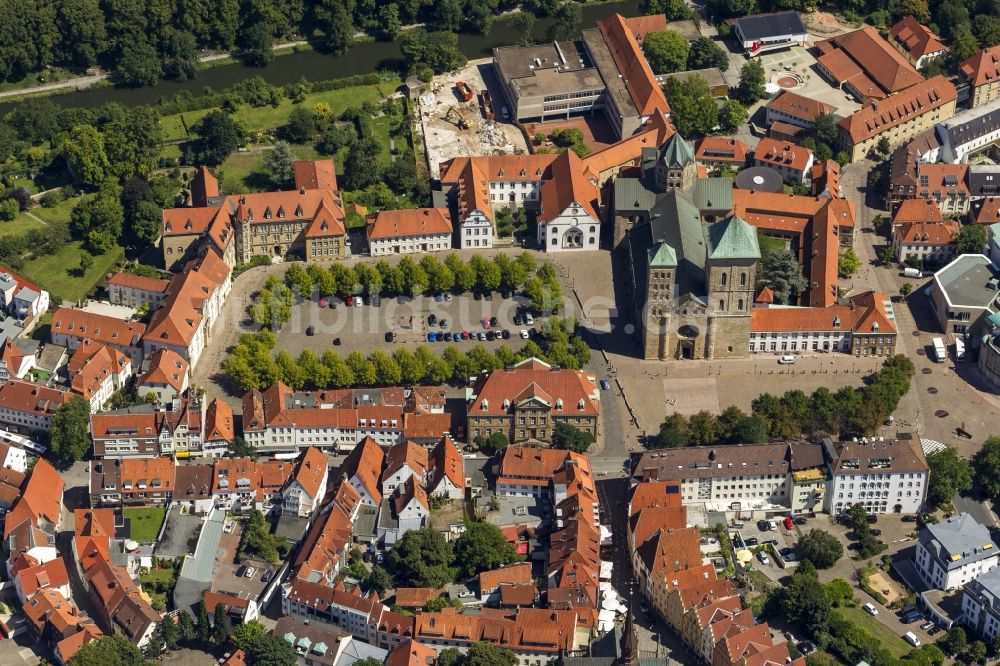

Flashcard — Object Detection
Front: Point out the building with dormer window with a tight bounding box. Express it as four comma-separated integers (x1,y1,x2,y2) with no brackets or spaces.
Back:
915,513,998,591
465,358,599,446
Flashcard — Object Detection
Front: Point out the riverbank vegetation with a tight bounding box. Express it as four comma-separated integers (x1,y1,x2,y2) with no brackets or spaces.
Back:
0,0,635,90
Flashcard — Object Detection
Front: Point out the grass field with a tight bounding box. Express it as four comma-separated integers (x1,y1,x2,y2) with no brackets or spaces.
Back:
159,79,402,142
837,605,911,658
1,195,82,239
125,507,167,542
757,231,789,259
22,240,123,303
218,143,332,194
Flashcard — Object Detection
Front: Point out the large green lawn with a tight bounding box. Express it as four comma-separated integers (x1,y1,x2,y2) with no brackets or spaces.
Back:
125,507,167,542
837,605,912,658
1,195,83,239
21,240,123,303
218,143,331,194
159,79,402,142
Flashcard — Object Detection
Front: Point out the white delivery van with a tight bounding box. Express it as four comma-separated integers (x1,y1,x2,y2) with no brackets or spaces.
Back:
903,631,921,647
902,267,923,278
932,337,947,362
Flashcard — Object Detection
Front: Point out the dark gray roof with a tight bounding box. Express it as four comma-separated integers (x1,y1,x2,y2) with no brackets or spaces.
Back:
734,11,806,40
969,165,1000,197
735,166,785,193
920,513,998,571
940,97,1000,151
693,177,733,211
633,444,793,481
614,177,658,213
934,254,1000,308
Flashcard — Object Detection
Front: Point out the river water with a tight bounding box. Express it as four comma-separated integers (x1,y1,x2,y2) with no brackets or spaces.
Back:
3,0,642,112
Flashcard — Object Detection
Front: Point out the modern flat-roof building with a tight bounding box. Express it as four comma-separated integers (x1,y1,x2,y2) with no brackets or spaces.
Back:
732,11,807,55
493,13,669,141
915,513,999,591
929,254,1000,343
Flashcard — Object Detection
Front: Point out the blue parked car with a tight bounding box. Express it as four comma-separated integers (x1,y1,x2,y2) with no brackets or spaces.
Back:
434,293,444,302
427,331,437,342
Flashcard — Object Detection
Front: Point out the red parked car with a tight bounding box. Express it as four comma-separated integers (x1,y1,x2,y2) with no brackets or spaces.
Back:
784,517,794,530
346,296,354,306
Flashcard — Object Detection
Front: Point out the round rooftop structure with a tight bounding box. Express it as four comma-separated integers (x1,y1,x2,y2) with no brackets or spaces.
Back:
735,166,784,193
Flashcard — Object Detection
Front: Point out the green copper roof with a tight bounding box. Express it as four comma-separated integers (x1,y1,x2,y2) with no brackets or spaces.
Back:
988,311,1000,327
659,133,695,168
648,242,678,267
707,215,761,260
283,632,296,645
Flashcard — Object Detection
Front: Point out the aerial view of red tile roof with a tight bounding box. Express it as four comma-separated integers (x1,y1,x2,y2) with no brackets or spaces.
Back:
961,45,1000,87
766,90,835,122
292,482,359,583
469,357,599,417
144,248,230,349
138,348,188,393
480,562,533,593
893,197,944,225
162,206,220,238
497,446,593,487
838,76,956,144
975,196,1000,224
68,341,129,401
0,338,28,376
402,412,451,441
810,159,841,198
429,435,464,494
24,588,86,638
751,290,896,334
342,436,386,503
696,137,748,165
582,112,674,176
895,220,960,245
914,163,969,200
55,624,103,665
16,557,69,598
816,26,923,97
384,440,428,481
0,379,67,421
190,166,219,207
367,208,452,240
413,607,578,653
597,13,670,116
754,138,813,173
293,159,338,191
119,457,175,494
293,447,328,499
889,16,946,63
107,272,170,294
540,150,600,221
385,639,438,666
51,308,146,348
629,481,682,514
394,587,438,608
3,457,61,538
621,14,667,40
629,507,688,547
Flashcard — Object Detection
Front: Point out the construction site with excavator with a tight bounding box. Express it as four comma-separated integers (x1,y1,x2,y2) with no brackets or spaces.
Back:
416,58,529,175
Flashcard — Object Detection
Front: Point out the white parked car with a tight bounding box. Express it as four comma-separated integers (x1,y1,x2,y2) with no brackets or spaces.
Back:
525,313,534,325
757,551,769,565
778,355,796,364
354,296,363,307
520,329,529,339
864,603,878,616
245,566,256,578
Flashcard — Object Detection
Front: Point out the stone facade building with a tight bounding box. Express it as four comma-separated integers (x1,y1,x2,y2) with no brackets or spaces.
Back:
465,358,600,445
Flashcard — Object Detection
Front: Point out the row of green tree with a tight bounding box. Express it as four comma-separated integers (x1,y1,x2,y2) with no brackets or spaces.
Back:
223,319,590,392
654,355,915,446
283,252,559,301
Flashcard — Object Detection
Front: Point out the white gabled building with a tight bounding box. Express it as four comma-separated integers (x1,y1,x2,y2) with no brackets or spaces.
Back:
280,447,329,518
536,151,602,253
380,441,427,497
915,513,999,591
365,208,453,256
427,435,464,500
460,210,494,249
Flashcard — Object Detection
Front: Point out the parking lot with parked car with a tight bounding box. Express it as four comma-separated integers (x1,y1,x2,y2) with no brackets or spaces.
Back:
272,290,550,358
